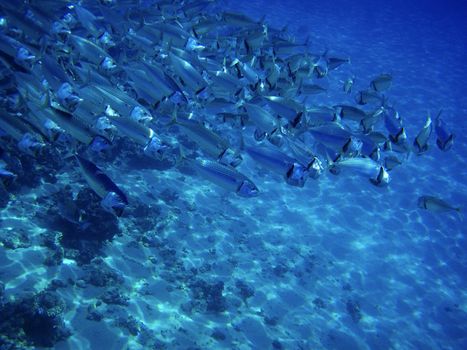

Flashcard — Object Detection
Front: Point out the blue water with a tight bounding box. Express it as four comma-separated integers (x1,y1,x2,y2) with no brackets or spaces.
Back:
0,0,466,349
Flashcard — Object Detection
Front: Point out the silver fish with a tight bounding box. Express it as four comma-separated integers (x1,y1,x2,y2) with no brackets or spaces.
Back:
413,115,432,154
246,145,308,187
189,158,259,197
418,196,461,213
434,112,454,151
74,155,128,216
370,74,392,92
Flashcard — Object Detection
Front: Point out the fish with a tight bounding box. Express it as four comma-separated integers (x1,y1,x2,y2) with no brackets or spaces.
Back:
0,160,16,186
343,76,355,94
173,115,242,167
168,52,207,95
334,105,367,122
369,74,392,92
413,115,432,154
246,145,309,187
243,102,279,137
418,195,461,214
330,157,390,187
263,95,304,127
0,109,46,156
74,155,128,216
355,89,384,105
188,158,259,197
0,0,451,217
434,111,454,151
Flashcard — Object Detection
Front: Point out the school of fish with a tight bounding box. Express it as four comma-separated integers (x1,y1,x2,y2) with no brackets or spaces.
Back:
0,0,459,216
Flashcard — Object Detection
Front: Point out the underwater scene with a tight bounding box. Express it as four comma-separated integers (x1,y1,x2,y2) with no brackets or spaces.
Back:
0,0,466,349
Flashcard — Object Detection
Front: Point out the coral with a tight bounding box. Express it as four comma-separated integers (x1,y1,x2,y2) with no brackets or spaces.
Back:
82,258,124,287
211,329,226,341
100,287,129,306
0,291,71,348
0,228,30,249
235,280,255,302
346,299,362,323
188,279,227,313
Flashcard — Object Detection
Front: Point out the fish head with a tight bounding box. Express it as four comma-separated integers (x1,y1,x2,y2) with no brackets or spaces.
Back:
144,136,170,160
89,135,112,154
43,119,64,142
307,157,324,179
343,137,363,158
218,148,243,168
101,191,127,217
57,83,82,111
130,106,153,124
98,31,116,49
51,21,71,41
0,164,16,187
15,47,36,70
0,17,7,31
286,162,308,187
237,180,259,197
254,128,267,142
17,133,45,156
417,196,428,209
99,57,117,73
267,131,284,148
61,13,77,28
4,92,23,112
370,166,390,187
95,116,117,139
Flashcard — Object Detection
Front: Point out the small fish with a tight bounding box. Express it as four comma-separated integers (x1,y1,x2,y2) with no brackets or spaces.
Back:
413,115,432,154
434,111,454,151
330,157,390,187
355,89,384,105
189,159,259,197
246,146,308,187
370,74,392,92
418,195,461,213
0,160,16,186
343,76,355,94
334,105,367,122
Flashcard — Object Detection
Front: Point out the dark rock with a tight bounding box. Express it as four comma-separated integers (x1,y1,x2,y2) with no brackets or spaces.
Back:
48,279,67,291
0,229,30,249
83,259,124,287
117,316,140,336
189,280,227,313
313,297,325,309
0,291,71,348
272,339,283,349
263,316,279,326
211,329,226,341
86,304,104,322
346,299,362,323
100,287,129,306
235,280,255,302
